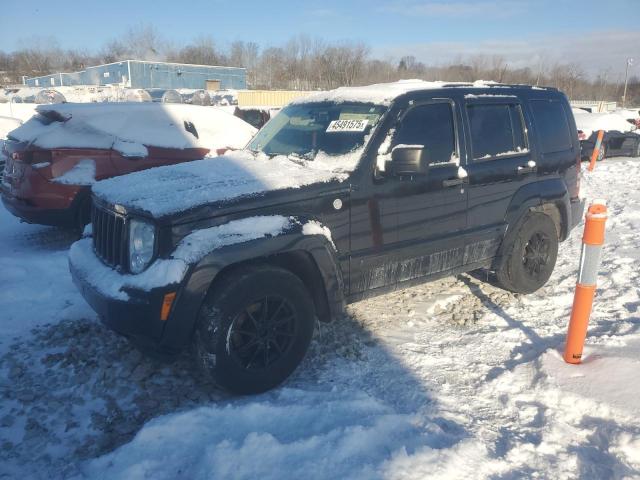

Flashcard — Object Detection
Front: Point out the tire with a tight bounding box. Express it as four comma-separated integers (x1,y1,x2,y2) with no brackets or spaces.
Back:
495,212,559,294
194,265,315,394
633,140,640,158
597,143,606,161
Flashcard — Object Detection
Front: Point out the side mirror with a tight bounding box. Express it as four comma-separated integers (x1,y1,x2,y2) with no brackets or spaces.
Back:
391,145,427,175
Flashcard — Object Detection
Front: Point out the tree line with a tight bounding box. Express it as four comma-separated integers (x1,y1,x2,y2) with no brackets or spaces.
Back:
1,26,638,105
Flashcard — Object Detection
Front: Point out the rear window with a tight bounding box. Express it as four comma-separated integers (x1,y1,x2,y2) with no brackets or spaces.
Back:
467,104,527,159
530,100,573,153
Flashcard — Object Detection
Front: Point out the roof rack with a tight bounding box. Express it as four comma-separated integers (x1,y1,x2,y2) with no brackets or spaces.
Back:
440,82,558,91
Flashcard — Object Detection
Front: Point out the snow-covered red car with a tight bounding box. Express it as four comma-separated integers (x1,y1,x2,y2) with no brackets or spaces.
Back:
1,103,256,229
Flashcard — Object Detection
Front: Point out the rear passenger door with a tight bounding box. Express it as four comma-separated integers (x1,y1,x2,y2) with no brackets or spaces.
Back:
462,98,534,265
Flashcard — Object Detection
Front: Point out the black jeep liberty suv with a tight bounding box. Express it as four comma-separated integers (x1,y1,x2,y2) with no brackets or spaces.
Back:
70,81,585,394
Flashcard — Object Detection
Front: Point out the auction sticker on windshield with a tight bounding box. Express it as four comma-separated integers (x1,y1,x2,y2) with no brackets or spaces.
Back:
326,119,369,133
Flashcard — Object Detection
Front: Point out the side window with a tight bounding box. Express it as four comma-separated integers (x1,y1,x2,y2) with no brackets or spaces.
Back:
392,102,457,164
530,100,572,153
467,103,528,160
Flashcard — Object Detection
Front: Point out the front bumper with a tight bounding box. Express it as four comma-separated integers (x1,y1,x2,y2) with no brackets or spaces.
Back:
0,184,88,228
1,186,79,227
69,238,189,356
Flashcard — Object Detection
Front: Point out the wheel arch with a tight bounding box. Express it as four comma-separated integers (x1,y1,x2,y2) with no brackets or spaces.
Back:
160,230,346,352
504,178,572,242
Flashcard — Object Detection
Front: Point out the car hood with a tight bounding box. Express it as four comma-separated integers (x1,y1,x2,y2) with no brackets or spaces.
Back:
92,150,351,219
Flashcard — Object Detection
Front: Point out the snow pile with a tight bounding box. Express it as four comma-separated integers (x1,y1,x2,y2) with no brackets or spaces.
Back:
7,103,256,157
574,111,638,138
69,216,293,300
541,339,640,419
293,79,532,106
0,208,94,348
82,388,467,480
92,150,348,218
52,159,96,185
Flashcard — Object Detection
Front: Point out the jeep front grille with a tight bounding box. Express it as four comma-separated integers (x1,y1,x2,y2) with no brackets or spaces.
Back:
92,203,127,269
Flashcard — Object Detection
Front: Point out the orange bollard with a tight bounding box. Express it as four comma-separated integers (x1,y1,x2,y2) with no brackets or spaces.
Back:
588,130,605,172
563,200,608,364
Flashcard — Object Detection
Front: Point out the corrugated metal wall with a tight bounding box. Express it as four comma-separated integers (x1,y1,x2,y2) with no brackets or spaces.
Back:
128,62,245,89
25,61,246,90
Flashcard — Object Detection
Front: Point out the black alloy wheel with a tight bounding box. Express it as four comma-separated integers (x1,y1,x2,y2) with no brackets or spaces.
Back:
522,232,551,282
227,296,297,371
597,144,606,161
495,212,558,294
194,265,315,394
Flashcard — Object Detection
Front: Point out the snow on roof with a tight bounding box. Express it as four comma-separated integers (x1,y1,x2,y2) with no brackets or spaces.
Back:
292,79,526,106
574,111,638,138
92,150,348,218
618,108,640,120
8,103,256,156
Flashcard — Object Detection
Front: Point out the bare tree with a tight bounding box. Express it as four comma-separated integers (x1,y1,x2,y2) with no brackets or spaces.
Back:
2,28,635,105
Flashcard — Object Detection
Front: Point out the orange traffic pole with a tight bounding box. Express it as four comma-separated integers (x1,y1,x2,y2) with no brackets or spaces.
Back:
563,200,608,364
588,130,605,172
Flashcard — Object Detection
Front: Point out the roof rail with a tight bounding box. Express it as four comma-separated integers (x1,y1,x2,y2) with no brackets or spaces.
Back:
439,82,558,91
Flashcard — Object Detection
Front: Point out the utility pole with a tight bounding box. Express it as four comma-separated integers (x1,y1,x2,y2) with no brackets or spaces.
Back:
622,58,633,108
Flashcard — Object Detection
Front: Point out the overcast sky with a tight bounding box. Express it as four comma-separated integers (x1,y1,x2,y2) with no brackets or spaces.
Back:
1,0,638,78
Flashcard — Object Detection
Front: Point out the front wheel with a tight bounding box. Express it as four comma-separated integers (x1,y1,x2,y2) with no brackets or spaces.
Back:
495,212,559,294
194,265,315,394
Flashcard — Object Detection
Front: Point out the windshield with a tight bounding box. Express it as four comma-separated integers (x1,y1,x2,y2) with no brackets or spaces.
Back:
248,102,386,162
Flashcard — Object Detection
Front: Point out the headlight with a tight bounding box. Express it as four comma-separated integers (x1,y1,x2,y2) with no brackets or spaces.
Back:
129,218,156,274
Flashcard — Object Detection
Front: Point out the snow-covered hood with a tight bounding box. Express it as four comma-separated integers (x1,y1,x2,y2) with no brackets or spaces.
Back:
92,150,350,218
8,103,256,157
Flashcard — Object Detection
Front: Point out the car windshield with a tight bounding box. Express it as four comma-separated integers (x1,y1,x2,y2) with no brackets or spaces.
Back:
247,102,386,161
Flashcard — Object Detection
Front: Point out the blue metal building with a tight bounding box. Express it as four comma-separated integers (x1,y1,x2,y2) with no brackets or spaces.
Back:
25,60,246,90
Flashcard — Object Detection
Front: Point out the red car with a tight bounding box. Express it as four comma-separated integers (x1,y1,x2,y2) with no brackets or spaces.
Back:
1,103,256,229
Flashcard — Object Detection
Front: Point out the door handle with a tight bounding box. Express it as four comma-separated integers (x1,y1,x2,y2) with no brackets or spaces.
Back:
442,177,465,187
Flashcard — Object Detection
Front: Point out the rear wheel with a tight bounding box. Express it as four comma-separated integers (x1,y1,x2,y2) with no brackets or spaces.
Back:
597,143,607,161
194,265,315,394
495,212,558,294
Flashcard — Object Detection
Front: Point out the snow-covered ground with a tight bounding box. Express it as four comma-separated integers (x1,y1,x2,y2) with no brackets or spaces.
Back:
1,158,640,479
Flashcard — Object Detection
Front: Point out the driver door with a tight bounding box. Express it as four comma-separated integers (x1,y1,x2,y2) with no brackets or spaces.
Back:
349,98,468,296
